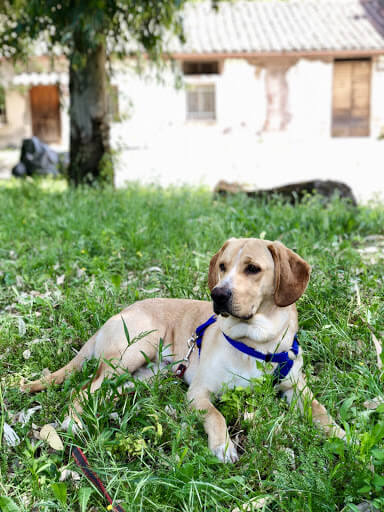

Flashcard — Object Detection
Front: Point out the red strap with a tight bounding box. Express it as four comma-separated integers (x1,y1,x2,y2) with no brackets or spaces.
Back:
72,446,126,512
175,363,187,378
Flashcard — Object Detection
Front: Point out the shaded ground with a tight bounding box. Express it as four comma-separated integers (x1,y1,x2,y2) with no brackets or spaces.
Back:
114,133,384,203
1,135,383,203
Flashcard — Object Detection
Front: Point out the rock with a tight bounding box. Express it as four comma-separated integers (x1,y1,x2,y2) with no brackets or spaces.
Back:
214,179,357,205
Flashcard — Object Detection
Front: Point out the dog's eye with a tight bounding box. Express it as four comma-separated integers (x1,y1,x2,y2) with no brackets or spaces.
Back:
219,263,226,272
245,264,261,275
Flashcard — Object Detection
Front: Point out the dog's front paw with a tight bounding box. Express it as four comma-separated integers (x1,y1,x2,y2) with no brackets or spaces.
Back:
212,440,239,463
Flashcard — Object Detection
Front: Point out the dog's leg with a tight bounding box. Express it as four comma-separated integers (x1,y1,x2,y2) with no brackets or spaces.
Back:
187,387,239,463
282,377,345,439
66,333,160,427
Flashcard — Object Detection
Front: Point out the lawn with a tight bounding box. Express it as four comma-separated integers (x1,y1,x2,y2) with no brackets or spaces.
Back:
0,179,384,512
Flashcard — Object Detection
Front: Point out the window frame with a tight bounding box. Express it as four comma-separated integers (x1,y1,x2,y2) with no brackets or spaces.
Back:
185,83,216,122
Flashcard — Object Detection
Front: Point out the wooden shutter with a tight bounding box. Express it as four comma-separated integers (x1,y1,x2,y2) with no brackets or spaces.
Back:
30,85,61,143
332,59,371,137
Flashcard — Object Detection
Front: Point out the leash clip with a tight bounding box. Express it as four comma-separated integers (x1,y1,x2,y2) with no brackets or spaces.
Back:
175,334,197,379
184,334,197,362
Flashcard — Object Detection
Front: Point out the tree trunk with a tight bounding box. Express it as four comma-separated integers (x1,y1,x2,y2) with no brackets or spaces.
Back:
68,43,112,186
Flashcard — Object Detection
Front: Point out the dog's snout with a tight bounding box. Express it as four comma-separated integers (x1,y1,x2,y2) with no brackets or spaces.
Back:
211,286,232,304
211,287,232,314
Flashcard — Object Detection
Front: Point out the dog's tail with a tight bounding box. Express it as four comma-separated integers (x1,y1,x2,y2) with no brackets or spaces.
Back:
21,334,97,393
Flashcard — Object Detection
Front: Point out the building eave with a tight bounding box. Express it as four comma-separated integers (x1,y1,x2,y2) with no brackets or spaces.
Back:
173,49,384,60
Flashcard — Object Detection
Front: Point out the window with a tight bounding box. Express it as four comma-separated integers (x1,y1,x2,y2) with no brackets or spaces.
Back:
0,86,6,124
183,61,219,75
186,84,216,121
332,59,371,137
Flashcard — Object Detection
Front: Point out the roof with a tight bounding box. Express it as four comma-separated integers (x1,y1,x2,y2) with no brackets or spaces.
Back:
172,0,384,56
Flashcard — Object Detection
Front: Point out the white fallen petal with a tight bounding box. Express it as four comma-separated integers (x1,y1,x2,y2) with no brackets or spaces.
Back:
363,397,384,410
22,349,31,360
3,422,20,446
243,411,256,421
15,405,42,426
76,267,86,278
60,416,80,434
56,274,65,285
59,469,81,482
165,405,177,419
144,266,163,273
232,496,270,512
138,288,161,294
30,338,43,345
18,317,26,336
40,424,64,451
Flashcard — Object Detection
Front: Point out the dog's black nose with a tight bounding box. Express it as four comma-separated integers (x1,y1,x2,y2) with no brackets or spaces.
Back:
211,287,232,312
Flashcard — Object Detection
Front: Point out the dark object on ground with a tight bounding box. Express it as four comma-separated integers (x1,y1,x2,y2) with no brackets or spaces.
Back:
214,179,357,206
12,136,67,177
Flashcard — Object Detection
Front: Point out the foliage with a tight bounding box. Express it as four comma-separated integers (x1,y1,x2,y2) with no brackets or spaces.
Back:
0,0,186,61
0,0,190,186
0,180,384,510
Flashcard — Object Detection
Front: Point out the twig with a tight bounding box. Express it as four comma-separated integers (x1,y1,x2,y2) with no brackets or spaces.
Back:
370,330,383,370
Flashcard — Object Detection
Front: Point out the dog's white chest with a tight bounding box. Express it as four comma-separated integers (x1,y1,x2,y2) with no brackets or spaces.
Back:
222,353,266,388
201,343,270,393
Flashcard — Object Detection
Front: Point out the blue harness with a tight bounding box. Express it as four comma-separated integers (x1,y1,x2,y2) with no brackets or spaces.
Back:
195,315,299,385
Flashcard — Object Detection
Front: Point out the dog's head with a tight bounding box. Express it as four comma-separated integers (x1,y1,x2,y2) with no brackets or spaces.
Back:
208,238,311,319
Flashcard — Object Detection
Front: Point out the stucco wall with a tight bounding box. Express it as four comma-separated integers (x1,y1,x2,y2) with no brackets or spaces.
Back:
111,57,339,146
288,58,333,137
371,56,384,137
1,54,384,151
0,89,32,148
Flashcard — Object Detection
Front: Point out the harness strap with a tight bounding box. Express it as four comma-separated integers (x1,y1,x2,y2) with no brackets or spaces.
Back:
195,314,217,355
224,333,299,385
194,315,299,385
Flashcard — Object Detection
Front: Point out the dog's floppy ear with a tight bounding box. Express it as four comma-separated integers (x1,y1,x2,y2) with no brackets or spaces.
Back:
208,241,229,291
268,241,311,307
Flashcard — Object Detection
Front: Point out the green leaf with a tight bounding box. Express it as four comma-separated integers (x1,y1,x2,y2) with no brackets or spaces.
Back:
51,482,67,505
372,448,384,461
339,395,356,422
111,274,122,288
79,487,93,512
327,438,345,457
373,473,384,489
121,316,130,344
0,497,21,512
358,485,372,494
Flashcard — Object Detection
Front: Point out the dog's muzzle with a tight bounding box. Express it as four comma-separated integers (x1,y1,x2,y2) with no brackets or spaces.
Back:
211,286,232,316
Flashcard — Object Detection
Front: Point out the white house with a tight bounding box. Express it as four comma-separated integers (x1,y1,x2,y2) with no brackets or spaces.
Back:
1,0,384,149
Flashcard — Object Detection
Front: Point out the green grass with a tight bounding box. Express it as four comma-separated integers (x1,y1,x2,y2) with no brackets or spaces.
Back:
1,178,384,511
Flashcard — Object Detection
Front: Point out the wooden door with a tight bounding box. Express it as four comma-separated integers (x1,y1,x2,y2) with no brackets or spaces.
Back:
332,59,371,137
30,85,61,143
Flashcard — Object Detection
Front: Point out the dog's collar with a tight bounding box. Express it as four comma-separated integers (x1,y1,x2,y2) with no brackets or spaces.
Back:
195,315,299,385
